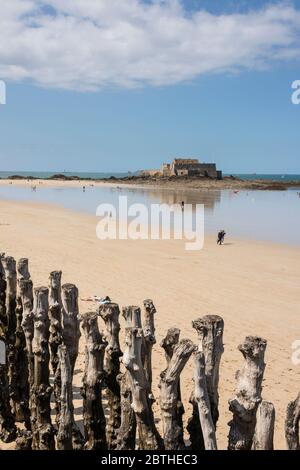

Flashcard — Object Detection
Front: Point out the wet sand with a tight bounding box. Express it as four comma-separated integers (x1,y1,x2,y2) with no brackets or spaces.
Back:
0,199,300,449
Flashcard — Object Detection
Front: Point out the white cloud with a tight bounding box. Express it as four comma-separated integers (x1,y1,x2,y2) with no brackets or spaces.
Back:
0,0,299,91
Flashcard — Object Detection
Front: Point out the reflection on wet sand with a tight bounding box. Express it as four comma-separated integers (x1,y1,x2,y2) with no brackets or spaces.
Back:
123,187,221,211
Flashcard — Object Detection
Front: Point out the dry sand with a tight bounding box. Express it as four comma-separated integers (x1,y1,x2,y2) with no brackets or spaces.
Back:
0,198,300,450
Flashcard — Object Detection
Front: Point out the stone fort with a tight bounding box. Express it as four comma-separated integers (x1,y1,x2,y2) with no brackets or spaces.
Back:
142,158,222,179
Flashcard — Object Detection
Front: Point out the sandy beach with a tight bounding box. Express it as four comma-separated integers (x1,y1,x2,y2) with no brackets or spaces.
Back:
0,197,299,450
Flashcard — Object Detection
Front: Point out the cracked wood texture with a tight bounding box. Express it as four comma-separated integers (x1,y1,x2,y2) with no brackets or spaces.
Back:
122,323,163,450
253,400,275,450
187,315,224,450
193,351,217,450
159,338,195,450
48,271,62,425
80,311,107,450
228,336,267,450
285,392,300,450
57,345,74,450
32,286,55,450
98,302,122,449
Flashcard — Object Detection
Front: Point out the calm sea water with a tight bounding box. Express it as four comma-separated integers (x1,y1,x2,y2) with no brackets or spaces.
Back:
0,183,300,246
1,171,300,182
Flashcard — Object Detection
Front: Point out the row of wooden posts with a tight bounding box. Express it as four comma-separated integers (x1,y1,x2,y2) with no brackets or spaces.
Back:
0,253,299,450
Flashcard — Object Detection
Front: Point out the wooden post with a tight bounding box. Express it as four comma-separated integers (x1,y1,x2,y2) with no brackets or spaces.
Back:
49,271,62,425
48,271,62,375
161,327,180,365
98,302,122,449
142,299,156,402
159,338,195,450
285,392,300,450
2,256,17,416
0,257,15,443
187,315,224,450
115,306,142,449
20,280,34,390
20,279,35,448
32,286,55,450
61,283,80,374
116,372,136,450
160,328,184,432
192,315,224,425
57,345,73,450
228,336,267,450
17,258,30,280
122,326,163,450
0,268,7,339
61,283,84,448
80,311,107,450
193,351,217,450
253,400,275,450
14,258,30,426
0,346,17,442
123,305,142,328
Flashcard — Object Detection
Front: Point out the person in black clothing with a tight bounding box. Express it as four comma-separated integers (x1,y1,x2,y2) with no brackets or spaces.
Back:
217,230,226,245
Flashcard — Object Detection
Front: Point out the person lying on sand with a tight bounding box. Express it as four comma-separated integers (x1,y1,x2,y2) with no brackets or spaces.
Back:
217,230,226,245
81,295,111,304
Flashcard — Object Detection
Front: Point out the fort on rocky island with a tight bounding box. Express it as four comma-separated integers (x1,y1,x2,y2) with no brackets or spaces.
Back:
141,158,222,179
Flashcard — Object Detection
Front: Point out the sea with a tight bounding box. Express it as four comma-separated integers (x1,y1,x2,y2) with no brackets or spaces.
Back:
0,171,300,181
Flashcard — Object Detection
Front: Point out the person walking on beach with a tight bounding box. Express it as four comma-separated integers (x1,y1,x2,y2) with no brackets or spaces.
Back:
217,230,226,245
181,201,185,211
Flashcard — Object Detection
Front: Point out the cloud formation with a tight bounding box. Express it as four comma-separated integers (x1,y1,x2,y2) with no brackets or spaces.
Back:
0,0,299,91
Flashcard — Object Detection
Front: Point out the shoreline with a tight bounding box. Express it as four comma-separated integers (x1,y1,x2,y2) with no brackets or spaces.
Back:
0,198,300,449
1,175,300,192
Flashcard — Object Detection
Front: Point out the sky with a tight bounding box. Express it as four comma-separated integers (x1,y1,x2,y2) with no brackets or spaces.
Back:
0,0,300,174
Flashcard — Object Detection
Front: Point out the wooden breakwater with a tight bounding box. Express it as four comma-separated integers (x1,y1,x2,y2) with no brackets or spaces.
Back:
0,253,299,450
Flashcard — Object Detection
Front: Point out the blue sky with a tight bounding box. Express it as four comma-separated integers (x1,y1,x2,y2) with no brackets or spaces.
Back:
0,0,300,174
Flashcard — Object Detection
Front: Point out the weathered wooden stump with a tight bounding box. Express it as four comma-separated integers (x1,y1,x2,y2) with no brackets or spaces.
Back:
193,351,217,450
0,268,7,339
253,400,275,450
80,311,107,450
122,325,163,450
116,305,144,449
0,348,17,442
32,286,55,450
98,302,122,449
116,372,136,450
187,315,224,450
123,305,142,328
159,338,195,450
160,328,184,434
228,336,267,450
14,258,30,427
2,256,18,416
61,283,80,374
49,271,62,375
20,280,34,390
17,258,30,281
285,392,300,450
142,299,156,400
48,271,62,425
57,345,74,450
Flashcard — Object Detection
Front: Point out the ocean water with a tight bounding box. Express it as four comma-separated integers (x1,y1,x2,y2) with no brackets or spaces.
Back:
230,174,300,182
0,171,131,179
0,183,300,246
1,171,300,182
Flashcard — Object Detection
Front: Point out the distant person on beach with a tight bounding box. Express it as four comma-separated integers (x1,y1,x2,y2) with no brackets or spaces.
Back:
217,230,226,245
181,201,185,211
83,185,86,192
